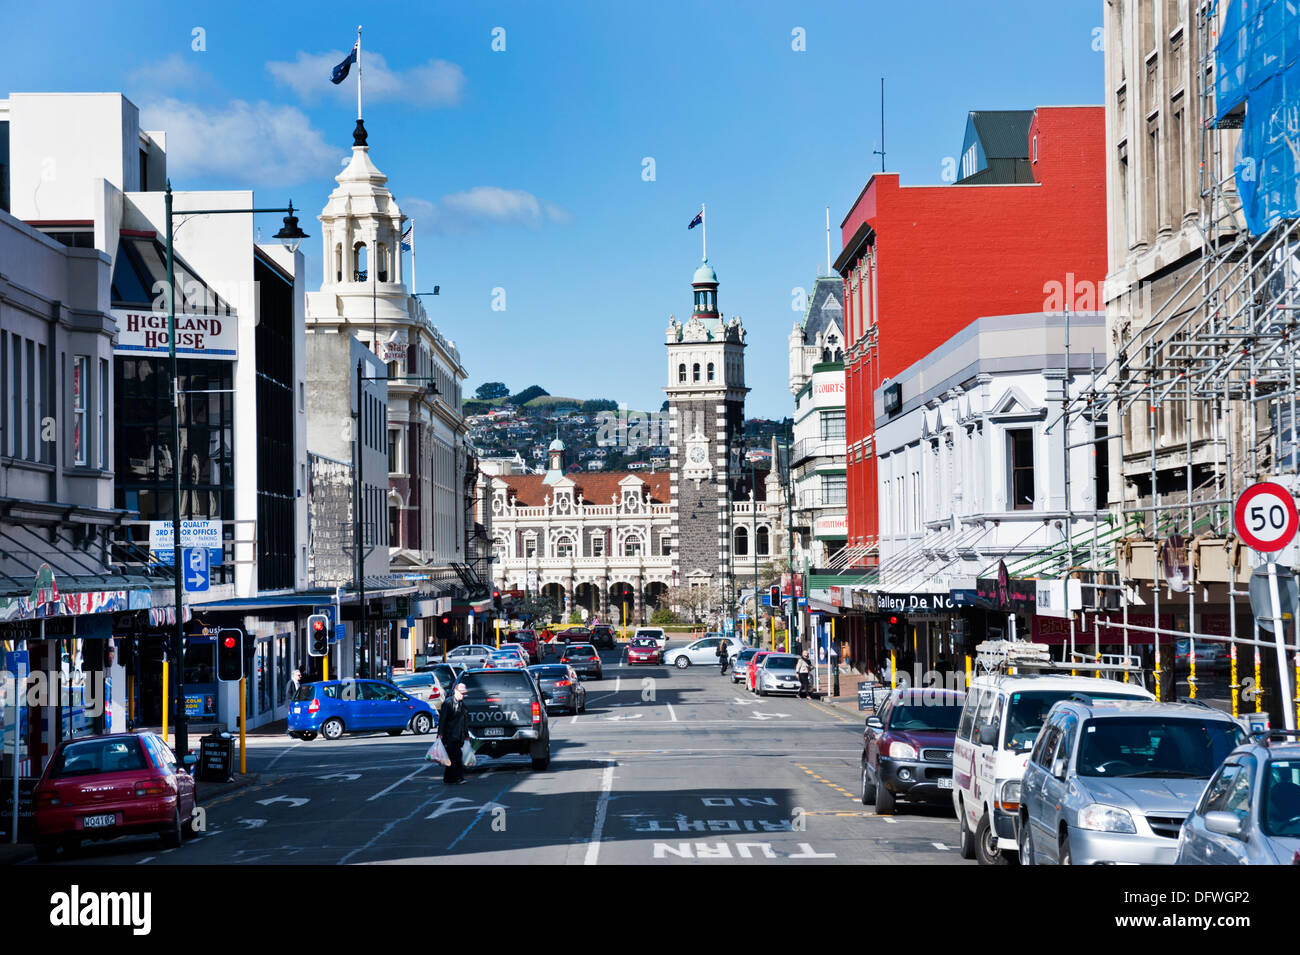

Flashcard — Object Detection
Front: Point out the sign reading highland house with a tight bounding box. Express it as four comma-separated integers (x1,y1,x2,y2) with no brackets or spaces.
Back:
111,308,237,359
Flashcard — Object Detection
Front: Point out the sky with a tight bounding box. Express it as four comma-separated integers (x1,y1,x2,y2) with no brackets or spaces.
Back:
8,0,1107,418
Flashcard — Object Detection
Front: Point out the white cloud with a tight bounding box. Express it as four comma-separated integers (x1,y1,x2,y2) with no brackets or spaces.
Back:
408,187,571,232
128,53,210,98
140,98,339,188
266,49,464,107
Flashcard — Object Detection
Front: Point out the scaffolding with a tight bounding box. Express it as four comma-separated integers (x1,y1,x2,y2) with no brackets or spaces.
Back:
1046,2,1300,728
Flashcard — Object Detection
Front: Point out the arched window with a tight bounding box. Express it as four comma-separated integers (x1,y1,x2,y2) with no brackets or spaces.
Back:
757,525,770,556
734,525,749,556
334,243,343,283
353,242,368,282
678,363,687,383
555,536,575,558
707,362,715,381
693,363,701,382
376,243,389,283
389,501,401,545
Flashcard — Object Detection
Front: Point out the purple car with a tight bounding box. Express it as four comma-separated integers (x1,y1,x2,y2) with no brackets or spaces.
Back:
861,687,965,814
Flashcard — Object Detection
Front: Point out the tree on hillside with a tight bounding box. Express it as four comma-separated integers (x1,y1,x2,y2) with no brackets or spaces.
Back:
475,381,509,400
510,385,550,405
581,398,618,413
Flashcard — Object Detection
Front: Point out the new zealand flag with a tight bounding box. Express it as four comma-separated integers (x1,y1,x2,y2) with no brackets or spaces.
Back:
687,210,703,229
331,43,358,85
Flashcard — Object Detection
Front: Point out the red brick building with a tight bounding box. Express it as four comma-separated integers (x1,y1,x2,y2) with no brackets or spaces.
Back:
832,106,1107,663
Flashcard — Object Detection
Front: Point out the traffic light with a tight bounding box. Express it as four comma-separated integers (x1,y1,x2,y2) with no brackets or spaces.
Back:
308,614,329,657
493,589,502,612
217,628,244,682
769,584,781,607
441,615,450,626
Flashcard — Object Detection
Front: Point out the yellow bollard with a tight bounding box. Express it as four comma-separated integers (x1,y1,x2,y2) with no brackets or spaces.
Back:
161,659,169,742
1154,647,1162,701
1189,647,1197,700
1255,647,1263,715
1230,643,1239,719
323,646,329,682
890,649,897,690
965,654,971,689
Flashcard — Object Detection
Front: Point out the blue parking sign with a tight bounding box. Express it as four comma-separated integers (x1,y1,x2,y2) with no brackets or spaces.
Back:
183,547,209,592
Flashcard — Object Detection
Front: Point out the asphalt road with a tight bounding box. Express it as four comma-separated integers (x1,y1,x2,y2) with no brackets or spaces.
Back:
39,646,974,866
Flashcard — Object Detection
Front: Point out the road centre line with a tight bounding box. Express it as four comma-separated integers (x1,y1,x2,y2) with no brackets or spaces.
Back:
666,703,678,722
584,761,616,866
368,763,431,801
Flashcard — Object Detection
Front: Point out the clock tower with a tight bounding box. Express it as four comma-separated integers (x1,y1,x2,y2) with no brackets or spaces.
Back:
665,259,748,608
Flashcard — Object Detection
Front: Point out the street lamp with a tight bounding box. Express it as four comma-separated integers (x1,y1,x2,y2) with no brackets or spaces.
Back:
164,182,307,760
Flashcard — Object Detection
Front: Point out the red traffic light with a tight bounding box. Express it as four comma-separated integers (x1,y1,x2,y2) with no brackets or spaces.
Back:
312,618,325,631
223,635,237,649
441,616,450,625
889,616,898,625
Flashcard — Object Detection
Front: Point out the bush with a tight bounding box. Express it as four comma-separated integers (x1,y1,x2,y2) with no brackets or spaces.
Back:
567,610,584,625
650,607,677,626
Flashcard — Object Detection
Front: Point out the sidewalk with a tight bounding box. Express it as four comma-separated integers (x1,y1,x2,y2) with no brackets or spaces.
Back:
810,671,877,719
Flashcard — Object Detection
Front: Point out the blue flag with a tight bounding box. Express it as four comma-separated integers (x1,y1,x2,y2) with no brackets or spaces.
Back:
331,43,358,85
400,224,412,253
687,210,703,229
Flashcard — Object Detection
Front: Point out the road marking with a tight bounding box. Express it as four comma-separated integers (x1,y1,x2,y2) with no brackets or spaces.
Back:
256,795,309,808
135,856,155,865
604,712,644,722
584,762,616,866
795,762,861,801
265,739,304,770
570,714,578,724
804,698,854,723
317,772,362,781
340,788,446,864
933,842,951,851
615,675,621,693
445,786,512,851
667,703,678,722
368,763,430,801
751,711,790,721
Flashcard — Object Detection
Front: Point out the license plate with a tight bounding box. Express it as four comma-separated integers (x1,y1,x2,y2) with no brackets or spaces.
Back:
479,727,506,737
83,814,116,828
938,777,953,790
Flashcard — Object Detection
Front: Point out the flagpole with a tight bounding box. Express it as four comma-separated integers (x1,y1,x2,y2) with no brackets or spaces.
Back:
701,203,706,262
410,219,416,294
357,25,363,122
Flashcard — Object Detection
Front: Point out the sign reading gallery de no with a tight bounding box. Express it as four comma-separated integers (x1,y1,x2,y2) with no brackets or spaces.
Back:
112,308,238,359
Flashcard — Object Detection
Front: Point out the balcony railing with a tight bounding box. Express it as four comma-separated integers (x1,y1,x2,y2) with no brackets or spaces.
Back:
797,489,847,509
791,436,845,465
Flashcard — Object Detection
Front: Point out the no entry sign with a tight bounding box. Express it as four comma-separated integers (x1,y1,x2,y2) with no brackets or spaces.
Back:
1234,481,1300,552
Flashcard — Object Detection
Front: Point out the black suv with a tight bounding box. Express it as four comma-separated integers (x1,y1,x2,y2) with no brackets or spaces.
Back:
590,624,616,649
460,669,551,770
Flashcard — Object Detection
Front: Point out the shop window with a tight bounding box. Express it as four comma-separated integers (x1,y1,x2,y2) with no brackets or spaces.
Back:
1008,428,1035,510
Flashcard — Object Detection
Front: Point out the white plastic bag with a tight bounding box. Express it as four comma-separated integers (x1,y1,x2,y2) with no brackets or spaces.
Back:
426,737,450,766
462,741,477,768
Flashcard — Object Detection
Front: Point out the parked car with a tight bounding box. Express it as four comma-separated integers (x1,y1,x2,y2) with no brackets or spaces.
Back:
33,732,198,860
460,668,551,769
437,644,496,670
561,643,604,680
1018,698,1245,865
634,627,668,651
1177,730,1300,865
756,654,803,696
590,624,617,649
287,680,437,741
861,688,965,814
1175,638,1229,674
953,673,1153,865
627,637,663,665
528,664,587,715
746,651,772,691
731,647,759,683
665,635,744,669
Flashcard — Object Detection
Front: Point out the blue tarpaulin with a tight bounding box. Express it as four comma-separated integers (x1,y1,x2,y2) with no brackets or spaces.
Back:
1218,0,1300,233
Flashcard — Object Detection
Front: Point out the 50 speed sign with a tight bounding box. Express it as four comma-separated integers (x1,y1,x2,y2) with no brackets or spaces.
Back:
1234,481,1300,552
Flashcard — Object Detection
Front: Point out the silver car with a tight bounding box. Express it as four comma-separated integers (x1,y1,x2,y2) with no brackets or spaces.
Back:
756,654,803,696
731,647,758,683
1176,733,1300,865
440,644,496,670
1018,698,1246,865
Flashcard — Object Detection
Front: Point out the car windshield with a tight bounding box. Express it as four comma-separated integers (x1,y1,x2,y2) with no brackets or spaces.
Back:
1263,760,1300,837
735,649,757,662
632,638,657,647
292,684,317,702
529,666,569,679
1003,689,1148,752
566,645,596,656
639,630,664,639
394,674,434,686
1076,717,1245,778
890,701,964,732
53,738,148,777
459,671,535,702
764,655,799,671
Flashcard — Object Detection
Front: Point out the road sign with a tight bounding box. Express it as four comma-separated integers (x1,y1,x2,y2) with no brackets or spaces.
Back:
183,548,209,592
1234,481,1300,552
1250,564,1299,632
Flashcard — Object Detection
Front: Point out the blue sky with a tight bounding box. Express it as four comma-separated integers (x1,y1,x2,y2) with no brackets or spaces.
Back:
9,1,1106,418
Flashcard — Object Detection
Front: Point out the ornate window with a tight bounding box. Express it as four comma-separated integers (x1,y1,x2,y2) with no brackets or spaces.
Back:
590,534,605,557
707,362,715,381
678,363,687,383
734,525,749,556
555,536,575,558
693,363,701,382
624,538,643,557
523,533,537,558
756,525,770,556
353,242,368,282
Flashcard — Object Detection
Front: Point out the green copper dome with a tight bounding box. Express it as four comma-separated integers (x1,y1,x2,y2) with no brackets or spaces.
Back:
692,260,719,285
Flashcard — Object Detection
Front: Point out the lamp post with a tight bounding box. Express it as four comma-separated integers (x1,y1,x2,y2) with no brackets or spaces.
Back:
355,359,438,683
164,182,306,759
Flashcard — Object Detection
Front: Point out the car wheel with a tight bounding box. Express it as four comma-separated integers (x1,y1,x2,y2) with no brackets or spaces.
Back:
1019,820,1036,866
958,807,977,860
578,697,586,714
1059,831,1072,865
875,782,896,815
975,813,1007,866
35,839,59,862
321,718,345,741
531,750,550,771
410,713,433,735
861,765,877,805
161,808,183,849
674,656,690,669
758,688,768,697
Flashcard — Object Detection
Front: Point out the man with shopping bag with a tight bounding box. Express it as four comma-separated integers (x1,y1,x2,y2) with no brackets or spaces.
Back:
438,682,470,784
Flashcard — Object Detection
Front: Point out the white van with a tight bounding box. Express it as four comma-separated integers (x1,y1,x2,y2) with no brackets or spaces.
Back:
952,672,1153,864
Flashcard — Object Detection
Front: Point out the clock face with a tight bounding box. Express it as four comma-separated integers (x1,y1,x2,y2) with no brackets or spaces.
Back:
688,446,707,464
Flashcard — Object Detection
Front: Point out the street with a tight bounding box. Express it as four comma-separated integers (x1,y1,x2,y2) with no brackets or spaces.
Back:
37,647,968,866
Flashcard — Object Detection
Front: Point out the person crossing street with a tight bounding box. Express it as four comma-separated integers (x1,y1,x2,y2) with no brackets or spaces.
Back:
717,639,730,675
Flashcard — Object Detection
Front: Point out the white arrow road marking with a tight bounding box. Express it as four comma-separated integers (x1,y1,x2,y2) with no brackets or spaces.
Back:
732,697,759,705
255,796,309,808
368,763,430,801
751,711,790,721
932,842,951,851
879,815,898,824
425,796,509,820
237,818,266,829
317,772,361,781
604,712,644,722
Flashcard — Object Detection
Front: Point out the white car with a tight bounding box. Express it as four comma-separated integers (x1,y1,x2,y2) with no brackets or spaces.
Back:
665,635,744,669
634,627,668,651
439,644,496,669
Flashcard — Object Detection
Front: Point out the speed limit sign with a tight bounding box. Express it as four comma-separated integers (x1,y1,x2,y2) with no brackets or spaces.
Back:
1234,481,1300,552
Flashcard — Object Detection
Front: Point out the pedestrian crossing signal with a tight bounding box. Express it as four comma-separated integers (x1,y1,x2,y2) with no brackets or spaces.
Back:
308,614,329,657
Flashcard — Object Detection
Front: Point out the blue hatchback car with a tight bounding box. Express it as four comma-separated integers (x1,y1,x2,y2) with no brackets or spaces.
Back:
288,680,437,741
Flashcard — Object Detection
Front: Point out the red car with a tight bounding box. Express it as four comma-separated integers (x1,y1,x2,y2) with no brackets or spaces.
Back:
514,629,539,662
747,651,772,692
33,732,197,860
626,637,662,665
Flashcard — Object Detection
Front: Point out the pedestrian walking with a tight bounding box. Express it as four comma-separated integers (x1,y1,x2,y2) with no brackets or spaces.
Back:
717,639,730,675
439,682,470,785
796,651,812,698
286,668,302,700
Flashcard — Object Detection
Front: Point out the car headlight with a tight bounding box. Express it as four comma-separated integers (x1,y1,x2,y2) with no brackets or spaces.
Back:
997,779,1021,811
1076,804,1137,834
887,741,918,759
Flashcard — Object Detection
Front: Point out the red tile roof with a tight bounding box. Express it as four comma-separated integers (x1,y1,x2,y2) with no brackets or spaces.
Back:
497,471,671,506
